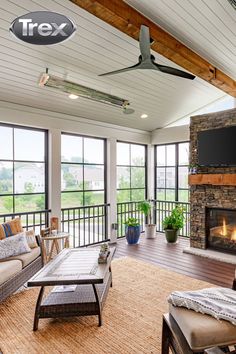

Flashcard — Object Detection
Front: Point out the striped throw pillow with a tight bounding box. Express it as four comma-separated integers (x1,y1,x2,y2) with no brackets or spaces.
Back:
0,218,23,240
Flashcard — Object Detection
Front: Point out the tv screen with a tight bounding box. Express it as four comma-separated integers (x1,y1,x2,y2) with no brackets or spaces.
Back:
198,126,236,166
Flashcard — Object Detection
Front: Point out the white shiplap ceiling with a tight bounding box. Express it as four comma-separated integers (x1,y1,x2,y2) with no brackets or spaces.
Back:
0,0,234,131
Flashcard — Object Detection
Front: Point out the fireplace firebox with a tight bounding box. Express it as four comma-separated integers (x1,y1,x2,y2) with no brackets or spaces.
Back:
206,207,236,254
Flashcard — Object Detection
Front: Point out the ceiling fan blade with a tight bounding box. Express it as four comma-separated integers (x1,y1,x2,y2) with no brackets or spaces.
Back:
139,25,151,60
154,63,195,80
99,62,140,77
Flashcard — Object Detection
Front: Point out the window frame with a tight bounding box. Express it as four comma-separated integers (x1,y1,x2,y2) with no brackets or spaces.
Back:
116,140,147,202
61,132,107,207
0,123,48,214
154,141,189,202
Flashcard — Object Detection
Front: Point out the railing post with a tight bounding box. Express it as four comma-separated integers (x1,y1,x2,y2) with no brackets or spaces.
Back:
107,138,117,244
48,129,61,226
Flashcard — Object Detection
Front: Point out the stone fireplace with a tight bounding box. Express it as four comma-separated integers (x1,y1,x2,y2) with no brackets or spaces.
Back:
189,108,236,253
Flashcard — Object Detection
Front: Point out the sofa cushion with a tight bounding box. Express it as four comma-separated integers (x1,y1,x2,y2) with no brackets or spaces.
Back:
0,233,31,260
0,260,22,285
1,247,41,268
0,218,23,240
169,304,236,351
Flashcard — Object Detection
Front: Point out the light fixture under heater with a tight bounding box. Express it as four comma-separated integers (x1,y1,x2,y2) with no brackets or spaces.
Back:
39,73,133,112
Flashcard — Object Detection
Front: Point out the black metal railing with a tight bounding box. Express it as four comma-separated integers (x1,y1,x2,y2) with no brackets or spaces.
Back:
61,204,110,247
117,201,145,238
155,200,190,237
0,209,51,234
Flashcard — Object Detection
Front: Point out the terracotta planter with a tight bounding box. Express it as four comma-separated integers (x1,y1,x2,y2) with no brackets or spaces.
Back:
164,229,179,243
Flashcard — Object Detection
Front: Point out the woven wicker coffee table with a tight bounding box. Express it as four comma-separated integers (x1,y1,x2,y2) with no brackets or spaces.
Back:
28,247,115,331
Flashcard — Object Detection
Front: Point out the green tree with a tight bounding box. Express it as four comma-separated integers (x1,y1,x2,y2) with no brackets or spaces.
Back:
24,182,35,193
3,196,13,213
63,172,77,190
117,157,145,203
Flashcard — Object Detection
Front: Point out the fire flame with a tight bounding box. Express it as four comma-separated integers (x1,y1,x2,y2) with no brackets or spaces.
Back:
221,218,227,236
231,229,236,241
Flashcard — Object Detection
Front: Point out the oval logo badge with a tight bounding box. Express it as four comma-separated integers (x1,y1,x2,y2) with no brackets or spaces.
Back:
9,11,76,45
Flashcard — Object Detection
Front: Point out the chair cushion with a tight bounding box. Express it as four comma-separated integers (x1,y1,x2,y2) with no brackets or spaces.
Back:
0,260,22,285
0,218,23,240
169,304,236,351
0,247,41,268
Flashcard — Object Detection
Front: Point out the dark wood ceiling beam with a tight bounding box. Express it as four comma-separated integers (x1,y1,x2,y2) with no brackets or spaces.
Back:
70,0,236,97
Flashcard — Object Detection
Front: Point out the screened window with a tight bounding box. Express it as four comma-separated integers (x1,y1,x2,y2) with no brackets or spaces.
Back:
0,124,48,214
155,142,189,202
117,142,146,202
61,134,106,208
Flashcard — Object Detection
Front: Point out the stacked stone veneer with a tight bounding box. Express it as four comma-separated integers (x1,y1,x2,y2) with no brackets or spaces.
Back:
190,107,236,249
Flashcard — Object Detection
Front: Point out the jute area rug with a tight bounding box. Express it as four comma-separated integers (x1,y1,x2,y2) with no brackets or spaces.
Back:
0,257,212,354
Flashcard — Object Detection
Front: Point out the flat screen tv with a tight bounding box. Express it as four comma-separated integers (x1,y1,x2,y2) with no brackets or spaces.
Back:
198,126,236,166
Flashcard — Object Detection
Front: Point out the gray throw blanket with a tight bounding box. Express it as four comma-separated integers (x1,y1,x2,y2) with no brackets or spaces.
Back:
168,287,236,325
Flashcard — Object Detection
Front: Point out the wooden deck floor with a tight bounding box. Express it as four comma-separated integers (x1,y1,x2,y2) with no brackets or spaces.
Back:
113,233,235,288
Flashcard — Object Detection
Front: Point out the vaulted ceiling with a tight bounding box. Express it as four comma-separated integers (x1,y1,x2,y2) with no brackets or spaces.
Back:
0,0,235,131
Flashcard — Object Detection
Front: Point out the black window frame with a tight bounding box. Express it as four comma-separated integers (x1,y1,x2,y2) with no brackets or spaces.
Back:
0,123,48,214
61,132,107,207
116,140,147,202
155,141,189,202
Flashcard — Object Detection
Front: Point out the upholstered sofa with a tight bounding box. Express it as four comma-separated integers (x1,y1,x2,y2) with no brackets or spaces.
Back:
0,235,43,303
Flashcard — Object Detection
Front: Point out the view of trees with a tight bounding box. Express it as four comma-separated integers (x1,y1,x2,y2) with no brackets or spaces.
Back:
117,142,146,203
61,135,105,208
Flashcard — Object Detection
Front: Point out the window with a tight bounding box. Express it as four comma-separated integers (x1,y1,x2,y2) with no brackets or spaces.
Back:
117,142,146,202
0,124,48,214
155,142,189,202
61,134,106,208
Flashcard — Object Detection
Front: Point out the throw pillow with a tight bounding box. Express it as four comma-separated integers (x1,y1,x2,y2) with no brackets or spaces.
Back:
0,233,31,260
25,229,38,249
0,218,23,240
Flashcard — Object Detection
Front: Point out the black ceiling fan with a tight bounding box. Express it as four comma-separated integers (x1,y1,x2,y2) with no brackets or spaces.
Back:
99,25,195,80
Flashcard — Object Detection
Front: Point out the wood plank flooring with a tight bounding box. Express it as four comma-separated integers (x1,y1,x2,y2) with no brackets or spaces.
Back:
113,233,235,288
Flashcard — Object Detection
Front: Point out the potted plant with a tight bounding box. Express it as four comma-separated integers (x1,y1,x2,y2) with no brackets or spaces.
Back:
139,200,156,239
162,206,185,243
124,217,141,245
189,163,199,174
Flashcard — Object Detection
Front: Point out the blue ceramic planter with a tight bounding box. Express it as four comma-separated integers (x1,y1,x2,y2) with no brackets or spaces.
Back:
125,225,140,245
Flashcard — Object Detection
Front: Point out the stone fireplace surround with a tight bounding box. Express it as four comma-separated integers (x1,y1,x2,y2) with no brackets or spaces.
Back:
190,107,236,250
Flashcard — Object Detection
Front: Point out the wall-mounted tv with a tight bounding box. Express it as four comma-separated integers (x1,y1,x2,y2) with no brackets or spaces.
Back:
198,126,236,166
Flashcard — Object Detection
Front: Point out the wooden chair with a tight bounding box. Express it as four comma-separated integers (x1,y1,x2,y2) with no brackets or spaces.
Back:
161,275,236,354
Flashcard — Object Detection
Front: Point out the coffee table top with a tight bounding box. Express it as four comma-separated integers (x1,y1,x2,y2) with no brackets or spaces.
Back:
28,247,115,287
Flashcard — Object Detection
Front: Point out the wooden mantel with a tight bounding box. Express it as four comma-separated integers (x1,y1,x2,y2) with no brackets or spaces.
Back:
189,174,236,186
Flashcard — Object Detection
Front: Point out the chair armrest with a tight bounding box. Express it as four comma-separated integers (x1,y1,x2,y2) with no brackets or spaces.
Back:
35,235,44,266
204,347,224,354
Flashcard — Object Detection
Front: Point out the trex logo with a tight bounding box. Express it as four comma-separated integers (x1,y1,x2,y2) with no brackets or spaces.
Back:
10,11,76,45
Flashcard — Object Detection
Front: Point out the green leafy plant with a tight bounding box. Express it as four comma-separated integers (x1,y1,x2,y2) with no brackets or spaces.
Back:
162,206,185,231
124,217,140,227
139,200,154,224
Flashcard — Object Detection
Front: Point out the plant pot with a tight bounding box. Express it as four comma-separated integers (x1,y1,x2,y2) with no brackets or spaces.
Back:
164,229,179,243
145,224,156,239
125,225,140,245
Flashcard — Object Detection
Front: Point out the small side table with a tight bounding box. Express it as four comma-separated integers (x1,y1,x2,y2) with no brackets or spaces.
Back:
41,232,70,264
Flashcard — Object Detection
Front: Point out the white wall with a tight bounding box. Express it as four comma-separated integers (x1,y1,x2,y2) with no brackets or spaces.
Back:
0,101,150,144
151,125,189,144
